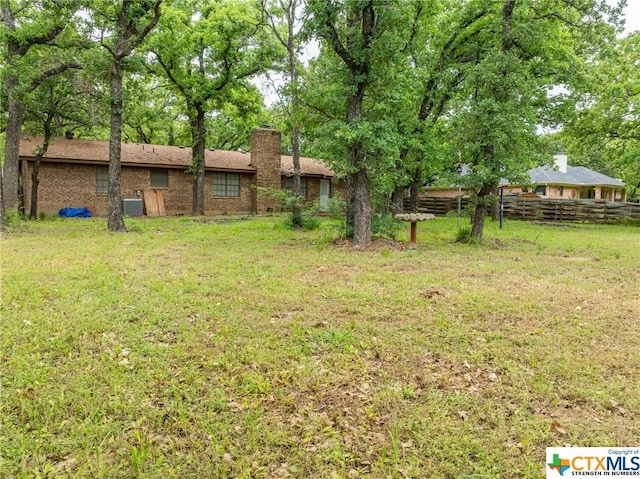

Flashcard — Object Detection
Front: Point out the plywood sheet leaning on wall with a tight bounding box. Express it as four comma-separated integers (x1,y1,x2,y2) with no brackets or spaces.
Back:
156,190,166,216
143,189,166,217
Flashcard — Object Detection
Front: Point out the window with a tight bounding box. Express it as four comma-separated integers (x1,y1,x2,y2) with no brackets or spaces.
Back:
535,185,547,196
283,176,307,198
557,186,564,197
96,166,108,194
150,169,168,188
213,173,240,197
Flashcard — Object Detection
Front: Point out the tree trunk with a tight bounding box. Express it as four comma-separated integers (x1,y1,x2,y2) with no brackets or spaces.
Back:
409,174,422,213
3,74,24,213
29,118,54,219
107,59,127,232
471,183,494,240
29,174,39,220
291,125,302,226
192,103,206,216
287,9,302,227
471,198,486,240
351,167,372,249
392,185,405,216
0,169,7,235
490,184,500,221
345,174,355,237
345,82,369,246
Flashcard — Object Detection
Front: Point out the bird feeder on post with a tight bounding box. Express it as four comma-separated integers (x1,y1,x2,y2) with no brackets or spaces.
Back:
394,213,436,244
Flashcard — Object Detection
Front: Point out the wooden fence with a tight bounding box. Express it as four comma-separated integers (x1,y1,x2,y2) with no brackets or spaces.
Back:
404,197,470,217
406,196,640,223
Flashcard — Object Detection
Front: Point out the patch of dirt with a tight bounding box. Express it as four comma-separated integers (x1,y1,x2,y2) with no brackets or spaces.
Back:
194,216,251,224
330,238,414,251
555,255,595,261
419,287,451,300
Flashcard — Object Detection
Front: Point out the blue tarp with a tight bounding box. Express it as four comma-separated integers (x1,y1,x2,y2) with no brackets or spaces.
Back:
58,207,93,218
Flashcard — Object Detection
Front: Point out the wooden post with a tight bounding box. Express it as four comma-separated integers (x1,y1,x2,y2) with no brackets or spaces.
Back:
394,213,435,245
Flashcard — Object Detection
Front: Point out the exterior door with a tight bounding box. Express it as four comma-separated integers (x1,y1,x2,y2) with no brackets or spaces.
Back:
319,180,330,211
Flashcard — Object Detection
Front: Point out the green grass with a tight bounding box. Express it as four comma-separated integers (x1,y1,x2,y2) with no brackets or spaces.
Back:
1,215,639,478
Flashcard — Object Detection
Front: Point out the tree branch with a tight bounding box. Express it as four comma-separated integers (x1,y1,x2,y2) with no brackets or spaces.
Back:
3,1,66,58
29,62,82,93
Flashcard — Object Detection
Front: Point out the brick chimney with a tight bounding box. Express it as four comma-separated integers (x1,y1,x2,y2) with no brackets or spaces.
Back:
251,128,282,213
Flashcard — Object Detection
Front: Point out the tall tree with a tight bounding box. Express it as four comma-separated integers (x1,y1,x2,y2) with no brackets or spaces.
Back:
149,0,273,216
22,67,103,218
93,0,161,231
564,31,639,200
1,0,82,216
449,0,622,240
305,0,381,248
263,0,306,225
304,1,437,246
392,2,489,214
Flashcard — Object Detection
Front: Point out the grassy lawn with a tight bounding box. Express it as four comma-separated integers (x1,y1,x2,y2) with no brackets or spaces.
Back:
1,215,639,478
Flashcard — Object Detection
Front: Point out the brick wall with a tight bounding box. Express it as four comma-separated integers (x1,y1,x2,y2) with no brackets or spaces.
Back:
21,162,108,215
331,177,347,200
20,128,343,217
21,162,255,216
205,173,254,215
251,128,282,213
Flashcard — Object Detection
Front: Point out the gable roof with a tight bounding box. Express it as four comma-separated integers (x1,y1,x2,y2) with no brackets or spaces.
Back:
528,165,624,187
19,136,335,177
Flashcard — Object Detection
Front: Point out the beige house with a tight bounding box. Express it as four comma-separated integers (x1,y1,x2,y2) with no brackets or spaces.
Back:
426,154,627,202
19,128,345,217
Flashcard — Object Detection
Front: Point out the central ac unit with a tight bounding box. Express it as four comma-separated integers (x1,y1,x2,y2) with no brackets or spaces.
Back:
122,198,143,216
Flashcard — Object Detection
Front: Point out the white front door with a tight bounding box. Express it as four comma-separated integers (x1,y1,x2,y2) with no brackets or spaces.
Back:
319,180,330,211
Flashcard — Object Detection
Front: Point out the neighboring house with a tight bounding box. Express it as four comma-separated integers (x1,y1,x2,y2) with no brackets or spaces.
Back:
19,128,345,216
425,154,627,202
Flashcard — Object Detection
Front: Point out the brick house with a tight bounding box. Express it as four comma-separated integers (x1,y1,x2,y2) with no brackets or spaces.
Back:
424,154,627,202
19,128,345,216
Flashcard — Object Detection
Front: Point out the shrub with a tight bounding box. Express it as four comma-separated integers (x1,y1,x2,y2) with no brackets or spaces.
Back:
322,195,346,219
372,213,400,241
455,226,472,243
257,186,321,231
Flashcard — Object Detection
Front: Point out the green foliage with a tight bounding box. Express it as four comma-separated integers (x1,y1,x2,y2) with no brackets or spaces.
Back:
288,212,320,231
454,225,473,243
257,186,300,210
563,31,640,199
442,0,621,239
335,211,399,242
142,0,277,211
257,186,320,230
321,195,346,220
147,0,276,121
1,0,631,240
5,210,22,228
371,213,400,241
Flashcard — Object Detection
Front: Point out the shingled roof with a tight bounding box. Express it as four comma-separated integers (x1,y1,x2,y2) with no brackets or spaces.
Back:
529,165,624,187
281,155,334,178
19,136,335,177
